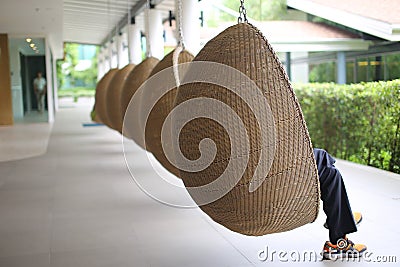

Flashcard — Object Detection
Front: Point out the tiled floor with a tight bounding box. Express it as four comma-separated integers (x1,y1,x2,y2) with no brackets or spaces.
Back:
14,111,49,124
0,120,52,163
0,100,399,266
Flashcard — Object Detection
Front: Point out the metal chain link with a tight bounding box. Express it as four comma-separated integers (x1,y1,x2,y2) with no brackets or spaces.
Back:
145,0,152,57
238,0,248,23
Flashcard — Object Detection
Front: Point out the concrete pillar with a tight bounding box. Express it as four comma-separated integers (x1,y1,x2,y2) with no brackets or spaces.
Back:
117,32,126,68
291,52,309,83
103,45,110,72
128,18,142,64
110,40,118,69
45,39,54,123
176,0,200,54
52,52,59,112
120,32,130,67
337,51,346,84
146,7,164,60
285,52,292,80
97,49,104,81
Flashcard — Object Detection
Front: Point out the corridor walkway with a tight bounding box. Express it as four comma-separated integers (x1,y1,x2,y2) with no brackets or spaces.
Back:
0,100,399,266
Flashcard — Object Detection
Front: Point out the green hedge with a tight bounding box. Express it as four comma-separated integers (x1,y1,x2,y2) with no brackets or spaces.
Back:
58,87,95,97
294,80,400,174
58,87,95,102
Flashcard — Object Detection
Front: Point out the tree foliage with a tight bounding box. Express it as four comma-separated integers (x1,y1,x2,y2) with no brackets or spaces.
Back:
57,43,98,89
206,0,287,27
221,0,286,21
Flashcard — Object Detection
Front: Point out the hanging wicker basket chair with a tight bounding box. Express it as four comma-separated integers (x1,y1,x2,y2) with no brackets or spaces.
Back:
94,68,119,124
173,23,320,236
121,57,159,148
105,64,136,133
141,49,194,176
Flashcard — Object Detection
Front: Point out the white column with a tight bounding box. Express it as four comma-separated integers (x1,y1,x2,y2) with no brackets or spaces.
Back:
97,49,104,81
52,53,59,111
45,39,54,123
110,40,118,69
128,20,142,64
120,32,130,67
103,45,111,73
337,51,346,84
291,52,309,83
146,7,164,60
117,33,125,68
176,0,200,55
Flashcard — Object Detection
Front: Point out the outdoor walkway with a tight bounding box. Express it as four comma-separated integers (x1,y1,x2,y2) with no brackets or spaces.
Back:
0,99,399,267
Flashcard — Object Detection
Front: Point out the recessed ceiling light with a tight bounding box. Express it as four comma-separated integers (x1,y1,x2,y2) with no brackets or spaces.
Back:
26,38,32,43
30,43,35,48
35,50,39,53
33,47,37,50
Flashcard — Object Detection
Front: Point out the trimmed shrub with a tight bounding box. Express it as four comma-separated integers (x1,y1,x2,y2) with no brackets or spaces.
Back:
294,80,400,174
58,87,95,99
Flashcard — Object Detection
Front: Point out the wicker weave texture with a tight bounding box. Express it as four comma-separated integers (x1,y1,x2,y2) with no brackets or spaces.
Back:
121,57,159,147
94,69,118,125
141,49,194,176
173,23,320,236
106,64,135,133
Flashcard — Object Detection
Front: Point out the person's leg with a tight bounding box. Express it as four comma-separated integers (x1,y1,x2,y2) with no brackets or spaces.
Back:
36,92,41,112
313,148,357,244
39,93,45,112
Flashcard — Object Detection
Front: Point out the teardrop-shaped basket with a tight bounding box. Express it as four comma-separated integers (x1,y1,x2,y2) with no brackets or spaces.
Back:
121,57,159,148
106,64,136,133
173,23,320,236
141,49,194,176
94,68,119,125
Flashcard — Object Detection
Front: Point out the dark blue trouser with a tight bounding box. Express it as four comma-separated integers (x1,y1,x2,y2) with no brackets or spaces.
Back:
313,148,357,243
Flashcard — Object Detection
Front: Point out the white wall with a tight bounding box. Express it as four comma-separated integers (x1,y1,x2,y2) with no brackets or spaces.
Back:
45,38,55,123
291,52,309,83
8,42,24,119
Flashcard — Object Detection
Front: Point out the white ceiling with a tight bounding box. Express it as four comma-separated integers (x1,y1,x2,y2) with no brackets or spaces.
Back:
63,0,141,45
9,38,46,56
63,0,176,45
0,0,175,59
0,0,63,58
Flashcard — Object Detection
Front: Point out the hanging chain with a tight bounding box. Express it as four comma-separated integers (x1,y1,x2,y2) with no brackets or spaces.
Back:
173,0,185,88
177,0,185,49
145,0,152,57
238,0,248,23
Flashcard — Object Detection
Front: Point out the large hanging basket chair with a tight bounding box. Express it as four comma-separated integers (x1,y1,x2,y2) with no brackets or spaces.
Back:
173,23,320,236
105,64,136,133
94,68,119,124
121,57,159,147
141,49,194,176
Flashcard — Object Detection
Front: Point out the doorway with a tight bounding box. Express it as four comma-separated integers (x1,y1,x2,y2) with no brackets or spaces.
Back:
19,53,48,122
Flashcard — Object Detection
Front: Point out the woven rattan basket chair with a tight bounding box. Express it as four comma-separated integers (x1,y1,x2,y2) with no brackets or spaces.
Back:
173,23,320,236
106,64,136,133
141,49,194,175
94,68,118,125
121,57,159,147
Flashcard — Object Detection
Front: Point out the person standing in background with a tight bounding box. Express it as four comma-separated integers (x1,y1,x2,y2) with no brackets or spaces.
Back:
33,71,46,113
